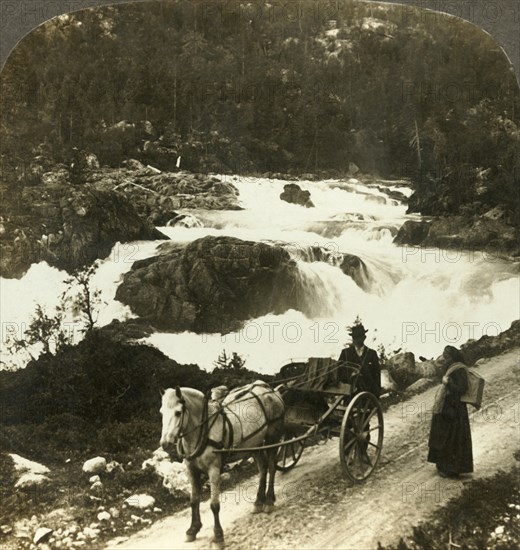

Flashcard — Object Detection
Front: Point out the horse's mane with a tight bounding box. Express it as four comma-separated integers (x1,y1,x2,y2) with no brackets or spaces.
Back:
163,387,204,408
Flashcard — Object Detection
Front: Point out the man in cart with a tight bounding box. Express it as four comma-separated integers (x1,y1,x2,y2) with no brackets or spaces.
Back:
337,323,382,398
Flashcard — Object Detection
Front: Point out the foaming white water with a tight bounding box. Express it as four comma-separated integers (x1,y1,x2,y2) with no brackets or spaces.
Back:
0,240,163,369
145,254,518,373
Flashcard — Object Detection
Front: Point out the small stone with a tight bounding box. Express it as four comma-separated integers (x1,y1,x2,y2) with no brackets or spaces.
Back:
76,532,86,541
83,527,100,539
33,527,53,544
97,511,111,522
221,472,231,481
1,525,12,534
90,481,103,492
108,507,120,518
89,475,100,484
153,507,162,513
125,494,155,510
72,542,86,547
106,461,123,474
82,457,107,474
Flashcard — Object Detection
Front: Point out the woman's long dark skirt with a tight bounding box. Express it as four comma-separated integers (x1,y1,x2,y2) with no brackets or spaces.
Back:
427,400,473,474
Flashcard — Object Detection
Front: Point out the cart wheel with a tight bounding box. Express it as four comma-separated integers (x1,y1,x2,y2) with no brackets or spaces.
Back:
276,435,305,472
339,391,383,482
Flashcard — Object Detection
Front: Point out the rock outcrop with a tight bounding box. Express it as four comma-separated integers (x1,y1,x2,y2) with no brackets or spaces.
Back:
88,167,242,219
1,185,165,278
116,236,366,333
116,236,301,333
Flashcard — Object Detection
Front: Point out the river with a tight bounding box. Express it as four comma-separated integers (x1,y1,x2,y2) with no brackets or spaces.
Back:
1,175,518,373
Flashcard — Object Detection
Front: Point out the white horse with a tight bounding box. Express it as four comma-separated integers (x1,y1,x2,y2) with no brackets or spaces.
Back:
160,381,285,547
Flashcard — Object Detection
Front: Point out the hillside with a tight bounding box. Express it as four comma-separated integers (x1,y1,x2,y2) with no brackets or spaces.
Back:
1,0,519,222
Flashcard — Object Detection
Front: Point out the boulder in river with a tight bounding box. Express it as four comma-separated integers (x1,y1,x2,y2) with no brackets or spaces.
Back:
116,236,366,333
116,236,302,333
280,183,314,208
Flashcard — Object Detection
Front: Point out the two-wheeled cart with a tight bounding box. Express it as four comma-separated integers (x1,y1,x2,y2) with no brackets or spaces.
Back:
274,358,384,482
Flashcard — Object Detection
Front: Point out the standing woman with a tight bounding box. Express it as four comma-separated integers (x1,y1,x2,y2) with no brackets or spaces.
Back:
428,345,473,477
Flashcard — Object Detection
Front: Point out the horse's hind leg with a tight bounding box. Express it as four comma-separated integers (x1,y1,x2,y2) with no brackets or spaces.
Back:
186,463,203,542
264,446,278,514
253,452,268,514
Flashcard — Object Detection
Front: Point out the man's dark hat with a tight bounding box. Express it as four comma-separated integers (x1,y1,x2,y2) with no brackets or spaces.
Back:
349,324,368,336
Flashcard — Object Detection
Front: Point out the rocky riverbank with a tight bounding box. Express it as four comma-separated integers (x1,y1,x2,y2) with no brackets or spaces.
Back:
0,183,165,279
0,162,244,279
87,162,242,221
394,210,519,257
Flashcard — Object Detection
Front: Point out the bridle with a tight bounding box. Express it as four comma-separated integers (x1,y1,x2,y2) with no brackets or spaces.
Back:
172,390,215,460
172,397,189,444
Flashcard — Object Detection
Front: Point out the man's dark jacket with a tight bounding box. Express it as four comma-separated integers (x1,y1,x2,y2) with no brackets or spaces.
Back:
337,346,381,397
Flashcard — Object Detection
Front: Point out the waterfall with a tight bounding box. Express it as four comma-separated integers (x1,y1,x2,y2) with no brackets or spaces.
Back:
1,176,518,373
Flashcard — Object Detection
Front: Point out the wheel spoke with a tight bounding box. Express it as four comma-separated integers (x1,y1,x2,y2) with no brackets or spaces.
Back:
367,425,382,433
367,440,380,450
343,437,357,453
361,409,377,430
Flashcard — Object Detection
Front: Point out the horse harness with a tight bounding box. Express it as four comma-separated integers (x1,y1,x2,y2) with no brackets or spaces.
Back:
176,382,284,461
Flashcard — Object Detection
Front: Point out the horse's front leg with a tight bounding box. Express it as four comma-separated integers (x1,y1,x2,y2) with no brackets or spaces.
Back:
253,452,268,514
186,462,203,542
208,463,224,547
264,447,278,514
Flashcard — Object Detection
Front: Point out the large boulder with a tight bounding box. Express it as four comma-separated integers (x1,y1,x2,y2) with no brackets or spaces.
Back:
15,473,50,489
417,355,445,380
386,352,421,389
116,236,357,333
9,454,50,475
0,185,166,278
280,183,314,208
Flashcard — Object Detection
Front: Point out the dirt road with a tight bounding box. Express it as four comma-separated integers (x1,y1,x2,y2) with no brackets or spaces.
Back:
111,348,520,550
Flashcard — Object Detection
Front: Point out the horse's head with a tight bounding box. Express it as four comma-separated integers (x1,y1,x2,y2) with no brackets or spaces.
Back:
160,387,188,452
